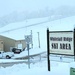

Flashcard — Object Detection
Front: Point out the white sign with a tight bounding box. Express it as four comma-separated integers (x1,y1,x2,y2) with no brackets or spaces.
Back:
25,35,32,44
49,31,74,55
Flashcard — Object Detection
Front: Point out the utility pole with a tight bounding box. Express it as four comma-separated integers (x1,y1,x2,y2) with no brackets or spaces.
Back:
31,30,33,48
37,32,40,48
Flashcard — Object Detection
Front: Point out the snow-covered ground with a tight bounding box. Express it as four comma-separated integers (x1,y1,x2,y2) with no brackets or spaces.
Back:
0,16,75,75
0,47,46,63
0,48,75,75
0,56,74,75
0,47,74,75
12,48,46,58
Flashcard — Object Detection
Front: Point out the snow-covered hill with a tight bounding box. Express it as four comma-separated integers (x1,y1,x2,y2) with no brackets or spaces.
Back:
0,16,75,49
0,5,75,27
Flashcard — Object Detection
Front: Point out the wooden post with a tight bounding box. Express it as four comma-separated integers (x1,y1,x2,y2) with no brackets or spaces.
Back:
31,30,33,48
47,28,50,71
74,28,75,61
37,32,40,48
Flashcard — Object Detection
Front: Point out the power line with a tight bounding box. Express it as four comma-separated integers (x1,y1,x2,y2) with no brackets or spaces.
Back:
0,20,50,34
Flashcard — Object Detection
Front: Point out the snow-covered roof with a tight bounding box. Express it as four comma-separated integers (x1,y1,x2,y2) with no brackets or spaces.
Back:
0,16,75,40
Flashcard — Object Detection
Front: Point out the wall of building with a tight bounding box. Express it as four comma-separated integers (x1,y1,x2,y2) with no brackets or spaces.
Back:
0,40,4,51
0,35,15,52
15,40,26,50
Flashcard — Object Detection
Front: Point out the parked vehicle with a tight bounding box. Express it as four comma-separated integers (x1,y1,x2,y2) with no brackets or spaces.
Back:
11,47,25,54
0,51,14,59
12,48,22,54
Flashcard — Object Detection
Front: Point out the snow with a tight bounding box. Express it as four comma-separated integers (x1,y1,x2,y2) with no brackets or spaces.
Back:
0,16,75,40
0,59,26,63
0,58,72,75
13,48,46,58
0,16,75,49
0,16,75,75
0,47,74,75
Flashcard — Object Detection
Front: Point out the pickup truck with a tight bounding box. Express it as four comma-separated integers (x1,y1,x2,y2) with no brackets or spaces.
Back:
0,51,14,59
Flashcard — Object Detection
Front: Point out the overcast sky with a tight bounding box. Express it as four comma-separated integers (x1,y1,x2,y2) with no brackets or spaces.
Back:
0,0,75,17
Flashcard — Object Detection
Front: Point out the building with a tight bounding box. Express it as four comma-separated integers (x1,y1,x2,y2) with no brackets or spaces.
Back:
0,35,26,52
0,35,15,52
0,39,4,51
15,39,26,50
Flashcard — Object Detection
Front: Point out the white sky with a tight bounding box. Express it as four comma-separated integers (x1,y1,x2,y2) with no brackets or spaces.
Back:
0,0,75,17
